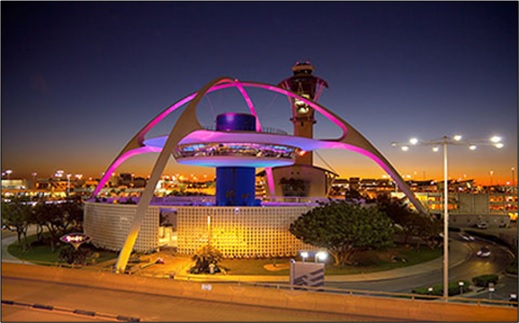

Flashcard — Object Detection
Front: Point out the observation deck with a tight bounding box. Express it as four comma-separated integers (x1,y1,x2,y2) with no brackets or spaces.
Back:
143,126,326,168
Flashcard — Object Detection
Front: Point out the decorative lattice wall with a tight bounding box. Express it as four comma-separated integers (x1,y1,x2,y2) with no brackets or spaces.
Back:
84,202,159,252
84,203,316,257
176,206,316,258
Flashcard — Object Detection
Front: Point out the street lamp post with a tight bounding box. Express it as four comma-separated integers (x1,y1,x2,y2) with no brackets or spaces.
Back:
392,134,503,301
442,136,449,301
458,281,465,295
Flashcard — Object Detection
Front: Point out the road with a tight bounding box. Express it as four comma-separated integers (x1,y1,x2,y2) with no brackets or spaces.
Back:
325,236,516,294
1,276,404,322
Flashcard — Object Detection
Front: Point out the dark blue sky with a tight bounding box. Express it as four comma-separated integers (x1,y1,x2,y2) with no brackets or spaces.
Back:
2,1,517,184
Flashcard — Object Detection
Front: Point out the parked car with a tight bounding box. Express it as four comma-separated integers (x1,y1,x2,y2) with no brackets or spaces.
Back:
477,246,491,258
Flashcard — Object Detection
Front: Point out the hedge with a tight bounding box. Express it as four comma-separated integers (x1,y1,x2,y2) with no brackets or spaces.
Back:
412,280,472,297
472,274,499,287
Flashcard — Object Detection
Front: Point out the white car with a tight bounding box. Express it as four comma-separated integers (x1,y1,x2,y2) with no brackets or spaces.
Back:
477,246,491,257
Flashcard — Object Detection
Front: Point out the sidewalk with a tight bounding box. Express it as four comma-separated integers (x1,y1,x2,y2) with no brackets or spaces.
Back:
1,225,42,264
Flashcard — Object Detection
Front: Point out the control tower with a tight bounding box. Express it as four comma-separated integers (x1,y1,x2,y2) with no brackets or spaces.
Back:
271,62,336,198
278,61,329,165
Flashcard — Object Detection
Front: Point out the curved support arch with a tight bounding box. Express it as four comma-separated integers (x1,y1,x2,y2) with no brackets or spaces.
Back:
234,82,262,132
114,77,238,273
92,92,197,197
107,76,426,273
236,81,426,214
93,80,266,197
92,146,163,196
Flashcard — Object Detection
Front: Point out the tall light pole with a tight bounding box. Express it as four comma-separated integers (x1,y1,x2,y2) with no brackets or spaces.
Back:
392,134,503,300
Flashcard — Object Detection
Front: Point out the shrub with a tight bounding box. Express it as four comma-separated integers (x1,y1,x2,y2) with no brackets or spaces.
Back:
189,245,223,274
472,274,499,287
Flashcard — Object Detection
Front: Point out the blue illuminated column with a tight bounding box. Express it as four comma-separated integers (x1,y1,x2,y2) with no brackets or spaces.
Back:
215,113,256,206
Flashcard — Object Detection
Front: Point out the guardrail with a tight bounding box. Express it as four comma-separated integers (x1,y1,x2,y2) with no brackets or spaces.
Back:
3,258,517,308
3,262,517,321
203,125,288,135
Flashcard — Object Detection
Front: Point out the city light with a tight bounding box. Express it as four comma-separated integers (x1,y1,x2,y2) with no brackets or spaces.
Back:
392,134,504,300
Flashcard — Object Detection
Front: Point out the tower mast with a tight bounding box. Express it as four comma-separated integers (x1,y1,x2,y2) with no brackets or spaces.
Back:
278,61,328,165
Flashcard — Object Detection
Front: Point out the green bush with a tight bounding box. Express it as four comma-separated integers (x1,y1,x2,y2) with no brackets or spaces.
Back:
412,280,472,297
472,274,499,287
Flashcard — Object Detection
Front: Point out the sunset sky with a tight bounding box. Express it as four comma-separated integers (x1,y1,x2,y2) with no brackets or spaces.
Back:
2,1,517,186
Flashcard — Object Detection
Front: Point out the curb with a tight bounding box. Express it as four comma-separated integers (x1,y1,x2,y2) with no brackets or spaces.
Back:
1,299,141,322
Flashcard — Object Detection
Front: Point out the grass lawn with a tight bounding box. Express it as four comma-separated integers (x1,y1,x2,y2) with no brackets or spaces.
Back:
7,234,441,276
7,233,118,266
219,245,442,276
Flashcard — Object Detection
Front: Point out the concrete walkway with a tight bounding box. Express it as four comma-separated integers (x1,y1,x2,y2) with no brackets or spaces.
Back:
1,226,42,264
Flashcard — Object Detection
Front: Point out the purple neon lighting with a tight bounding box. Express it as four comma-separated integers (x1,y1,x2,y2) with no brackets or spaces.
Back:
95,79,348,197
235,83,263,132
92,146,162,196
135,80,254,145
137,93,197,144
93,77,414,208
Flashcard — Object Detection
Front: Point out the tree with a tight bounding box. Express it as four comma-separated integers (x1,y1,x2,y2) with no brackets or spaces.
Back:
376,194,418,244
289,200,395,266
32,198,84,251
33,201,62,251
376,194,441,248
1,197,32,251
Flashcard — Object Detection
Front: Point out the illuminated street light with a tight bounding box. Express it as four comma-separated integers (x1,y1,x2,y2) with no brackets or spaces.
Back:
300,251,309,263
315,251,328,263
5,169,12,179
490,135,502,143
392,134,504,301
